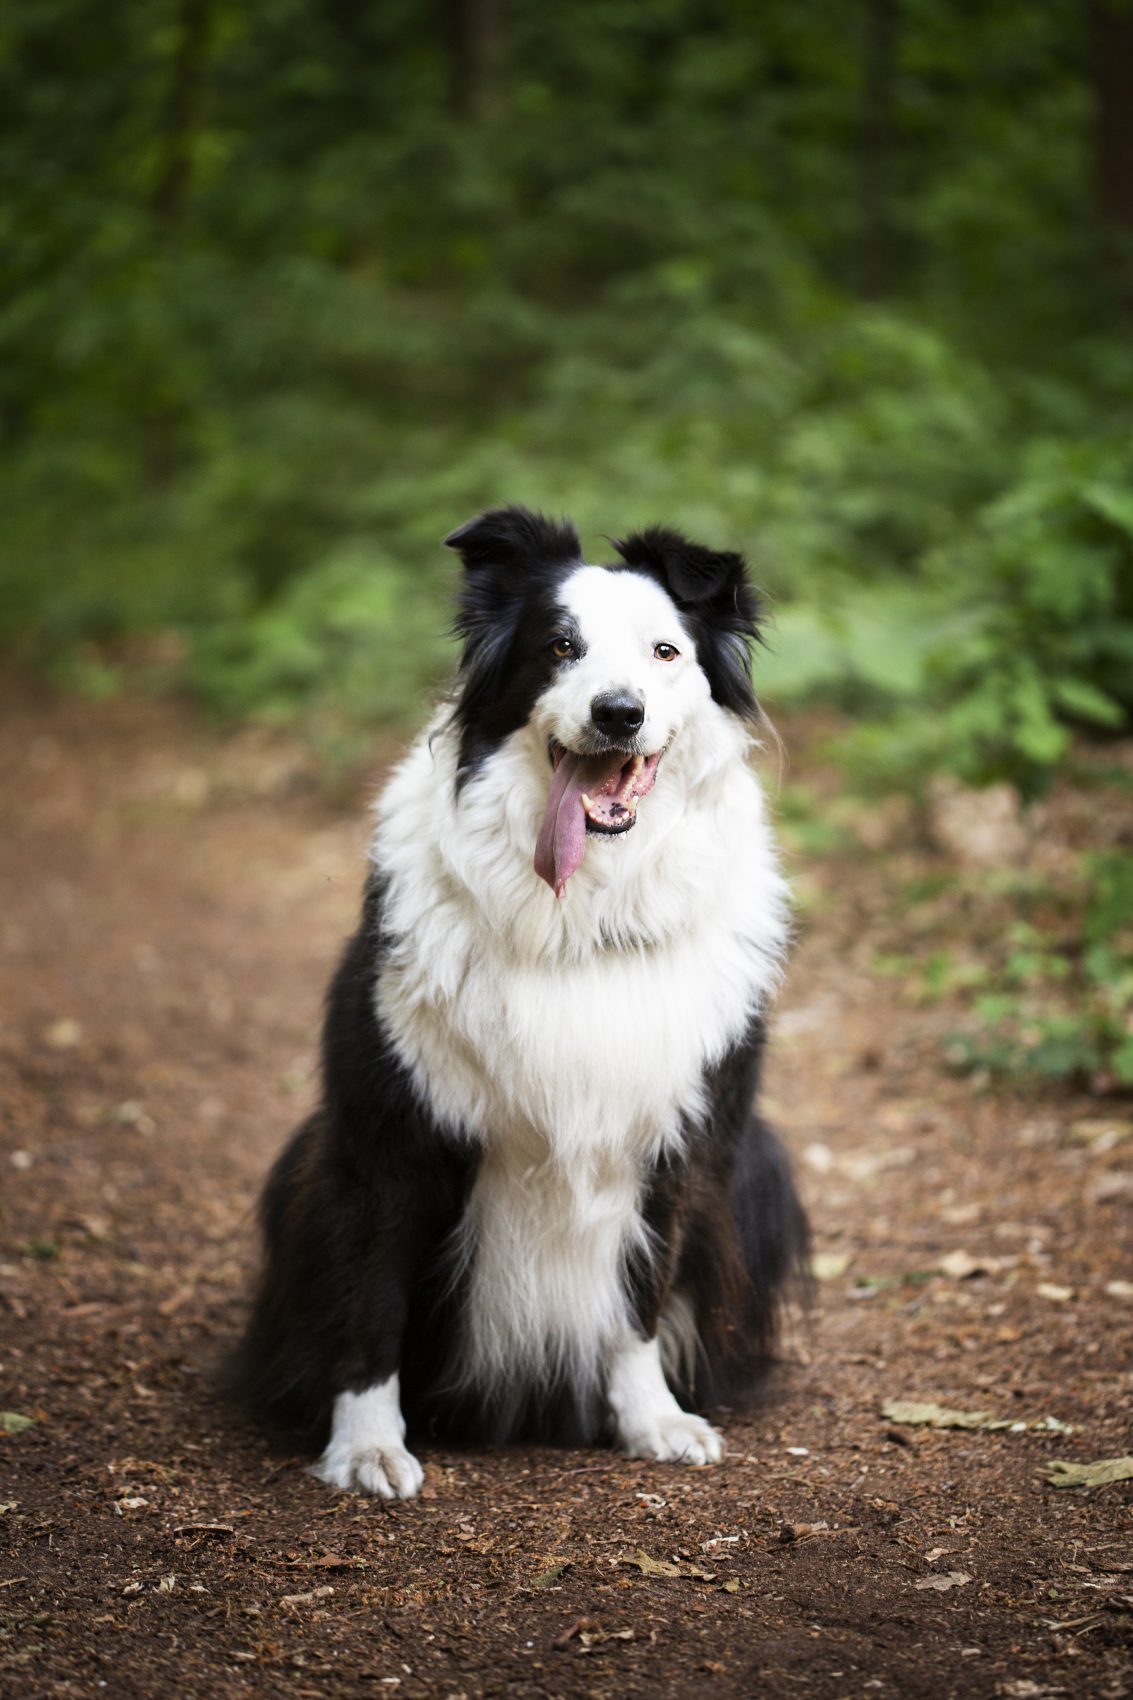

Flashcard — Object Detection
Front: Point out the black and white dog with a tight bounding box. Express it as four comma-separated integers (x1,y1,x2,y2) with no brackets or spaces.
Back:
239,506,807,1497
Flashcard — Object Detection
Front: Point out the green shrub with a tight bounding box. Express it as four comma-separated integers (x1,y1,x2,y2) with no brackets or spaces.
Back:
0,0,1126,781
945,854,1133,1090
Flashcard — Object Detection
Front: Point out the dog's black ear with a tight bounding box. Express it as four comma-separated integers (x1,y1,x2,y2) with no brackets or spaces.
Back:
444,506,582,577
613,526,753,614
613,526,764,722
446,508,583,786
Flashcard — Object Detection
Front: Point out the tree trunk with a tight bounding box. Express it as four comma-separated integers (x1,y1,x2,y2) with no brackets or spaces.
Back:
444,0,503,121
859,0,898,299
1091,0,1133,303
152,0,211,223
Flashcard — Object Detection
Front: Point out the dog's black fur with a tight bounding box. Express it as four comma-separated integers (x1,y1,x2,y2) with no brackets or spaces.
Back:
236,508,808,1458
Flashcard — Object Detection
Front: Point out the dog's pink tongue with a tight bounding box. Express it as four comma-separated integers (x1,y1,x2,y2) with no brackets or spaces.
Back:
534,750,624,899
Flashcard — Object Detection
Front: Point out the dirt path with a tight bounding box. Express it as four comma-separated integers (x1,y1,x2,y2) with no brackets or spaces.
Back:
1,683,1130,1700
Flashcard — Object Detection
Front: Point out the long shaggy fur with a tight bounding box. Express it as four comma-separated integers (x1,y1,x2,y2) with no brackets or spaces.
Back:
238,506,808,1492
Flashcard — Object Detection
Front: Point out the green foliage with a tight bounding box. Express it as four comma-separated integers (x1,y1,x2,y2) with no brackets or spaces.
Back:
944,856,1133,1090
0,0,1130,778
5,0,1131,1095
189,540,453,727
839,432,1133,792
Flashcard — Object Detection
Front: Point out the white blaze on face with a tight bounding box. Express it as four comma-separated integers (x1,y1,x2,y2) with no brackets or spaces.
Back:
533,565,710,758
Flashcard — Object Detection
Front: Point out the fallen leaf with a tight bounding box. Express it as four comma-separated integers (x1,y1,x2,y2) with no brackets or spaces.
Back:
63,1212,109,1242
1035,1283,1074,1304
578,1627,634,1652
620,1549,715,1582
888,1400,1074,1436
811,1251,853,1280
0,1412,35,1435
1104,1279,1133,1300
44,1018,82,1049
530,1560,572,1589
937,1250,998,1280
995,1681,1071,1697
1067,1117,1133,1149
839,1147,916,1182
719,1578,742,1593
628,1552,681,1577
939,1201,982,1227
1089,1172,1133,1204
915,1571,972,1591
158,1285,197,1318
882,1400,1010,1432
280,1585,335,1609
1045,1456,1133,1490
286,1554,365,1571
0,1502,17,1514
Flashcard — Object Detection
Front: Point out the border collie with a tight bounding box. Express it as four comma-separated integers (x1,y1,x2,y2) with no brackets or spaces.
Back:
238,506,807,1497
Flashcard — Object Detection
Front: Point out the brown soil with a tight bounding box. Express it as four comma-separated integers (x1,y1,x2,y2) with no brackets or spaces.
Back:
1,681,1130,1700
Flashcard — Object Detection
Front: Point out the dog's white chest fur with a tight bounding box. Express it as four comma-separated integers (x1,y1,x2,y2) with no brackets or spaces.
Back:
371,710,788,1389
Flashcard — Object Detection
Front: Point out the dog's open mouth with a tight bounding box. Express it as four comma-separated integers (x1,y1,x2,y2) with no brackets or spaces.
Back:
534,740,664,898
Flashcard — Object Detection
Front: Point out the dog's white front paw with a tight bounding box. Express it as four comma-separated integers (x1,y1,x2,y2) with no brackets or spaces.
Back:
618,1408,724,1467
608,1334,725,1468
313,1378,422,1499
313,1437,424,1499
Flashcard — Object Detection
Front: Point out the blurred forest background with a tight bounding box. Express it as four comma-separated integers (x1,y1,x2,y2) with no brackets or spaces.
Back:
2,1,1132,1084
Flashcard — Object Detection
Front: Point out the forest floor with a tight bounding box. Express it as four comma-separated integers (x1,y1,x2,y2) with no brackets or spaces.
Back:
1,679,1131,1700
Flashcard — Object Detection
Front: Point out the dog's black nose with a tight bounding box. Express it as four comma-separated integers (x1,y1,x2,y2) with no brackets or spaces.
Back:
591,692,645,739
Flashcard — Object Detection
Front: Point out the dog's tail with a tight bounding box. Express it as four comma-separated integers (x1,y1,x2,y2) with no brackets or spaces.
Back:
729,1109,811,1357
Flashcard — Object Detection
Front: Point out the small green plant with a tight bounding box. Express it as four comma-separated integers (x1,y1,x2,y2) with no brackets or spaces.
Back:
944,853,1133,1090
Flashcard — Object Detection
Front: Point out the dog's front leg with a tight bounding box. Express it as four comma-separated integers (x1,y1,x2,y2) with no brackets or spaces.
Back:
314,1374,423,1501
312,1266,424,1499
308,1140,463,1500
610,1155,723,1465
303,1172,430,1499
607,1331,723,1466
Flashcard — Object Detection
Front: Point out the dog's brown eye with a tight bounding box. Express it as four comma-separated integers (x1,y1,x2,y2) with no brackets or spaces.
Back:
654,642,679,662
549,636,576,660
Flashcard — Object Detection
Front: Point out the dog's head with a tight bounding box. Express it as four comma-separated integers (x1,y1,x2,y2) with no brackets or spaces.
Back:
445,505,764,897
